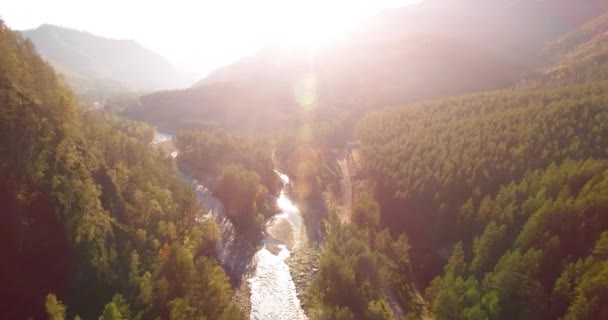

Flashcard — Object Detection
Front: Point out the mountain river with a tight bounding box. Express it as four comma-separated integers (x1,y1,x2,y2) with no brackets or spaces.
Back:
154,131,307,320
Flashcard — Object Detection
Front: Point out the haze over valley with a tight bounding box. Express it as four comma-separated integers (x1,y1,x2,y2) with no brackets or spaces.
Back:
2,0,608,319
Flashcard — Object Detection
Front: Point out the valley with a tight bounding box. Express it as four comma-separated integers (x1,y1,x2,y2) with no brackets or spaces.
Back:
3,0,608,319
153,132,313,320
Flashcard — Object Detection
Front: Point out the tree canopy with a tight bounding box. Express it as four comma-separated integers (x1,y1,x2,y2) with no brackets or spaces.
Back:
0,20,243,320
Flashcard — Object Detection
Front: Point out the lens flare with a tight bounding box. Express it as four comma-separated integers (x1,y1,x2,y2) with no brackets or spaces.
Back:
293,73,317,110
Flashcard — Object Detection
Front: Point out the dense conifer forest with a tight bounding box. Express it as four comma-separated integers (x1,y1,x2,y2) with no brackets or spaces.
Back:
354,47,608,320
302,10,608,319
0,21,243,320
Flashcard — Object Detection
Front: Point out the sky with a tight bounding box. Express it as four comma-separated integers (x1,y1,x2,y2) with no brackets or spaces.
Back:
1,0,422,77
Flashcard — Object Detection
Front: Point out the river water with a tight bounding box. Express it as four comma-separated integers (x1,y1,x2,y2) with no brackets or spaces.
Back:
152,130,173,144
154,132,307,320
249,172,307,320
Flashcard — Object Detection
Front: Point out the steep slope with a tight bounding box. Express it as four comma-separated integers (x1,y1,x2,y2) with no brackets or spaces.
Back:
355,0,608,66
307,3,608,318
356,81,608,318
0,20,242,320
22,24,187,100
535,12,608,85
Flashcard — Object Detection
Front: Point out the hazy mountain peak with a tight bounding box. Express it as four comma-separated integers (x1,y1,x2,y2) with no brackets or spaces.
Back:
21,24,190,102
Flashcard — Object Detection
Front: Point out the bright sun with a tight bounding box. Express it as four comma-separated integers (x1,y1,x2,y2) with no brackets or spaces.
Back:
2,0,424,75
272,3,352,48
261,0,424,49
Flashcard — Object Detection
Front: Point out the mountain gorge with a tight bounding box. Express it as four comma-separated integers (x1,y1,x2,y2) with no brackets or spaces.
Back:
4,0,608,319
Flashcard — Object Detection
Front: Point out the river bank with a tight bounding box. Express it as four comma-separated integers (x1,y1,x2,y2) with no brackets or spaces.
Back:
153,130,328,319
286,245,321,311
232,276,253,317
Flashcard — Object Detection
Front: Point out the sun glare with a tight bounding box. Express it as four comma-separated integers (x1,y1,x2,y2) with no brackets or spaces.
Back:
2,0,424,76
259,0,424,49
272,5,351,48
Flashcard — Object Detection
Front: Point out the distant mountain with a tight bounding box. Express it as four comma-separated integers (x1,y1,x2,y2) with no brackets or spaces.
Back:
353,0,608,65
194,33,521,107
22,24,188,101
125,0,608,133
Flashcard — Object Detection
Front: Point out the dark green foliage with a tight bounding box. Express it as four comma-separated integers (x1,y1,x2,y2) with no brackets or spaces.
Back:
358,81,608,282
310,218,385,318
426,274,487,320
334,229,379,306
215,163,267,229
309,201,417,319
175,130,280,236
470,222,507,276
0,21,241,320
482,249,546,320
358,73,608,318
425,160,608,320
176,130,280,196
558,232,608,320
427,247,546,320
352,189,381,231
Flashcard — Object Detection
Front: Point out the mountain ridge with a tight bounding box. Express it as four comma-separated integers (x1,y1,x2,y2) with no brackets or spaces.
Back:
22,24,190,102
126,0,608,134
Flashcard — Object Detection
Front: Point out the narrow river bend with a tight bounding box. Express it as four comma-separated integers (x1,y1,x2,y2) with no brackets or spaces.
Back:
154,131,307,320
249,172,307,320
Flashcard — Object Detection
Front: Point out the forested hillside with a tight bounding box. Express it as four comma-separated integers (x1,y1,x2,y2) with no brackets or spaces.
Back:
356,78,608,318
427,159,608,320
0,21,242,319
274,8,608,318
358,81,608,279
533,12,608,85
4,0,608,319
